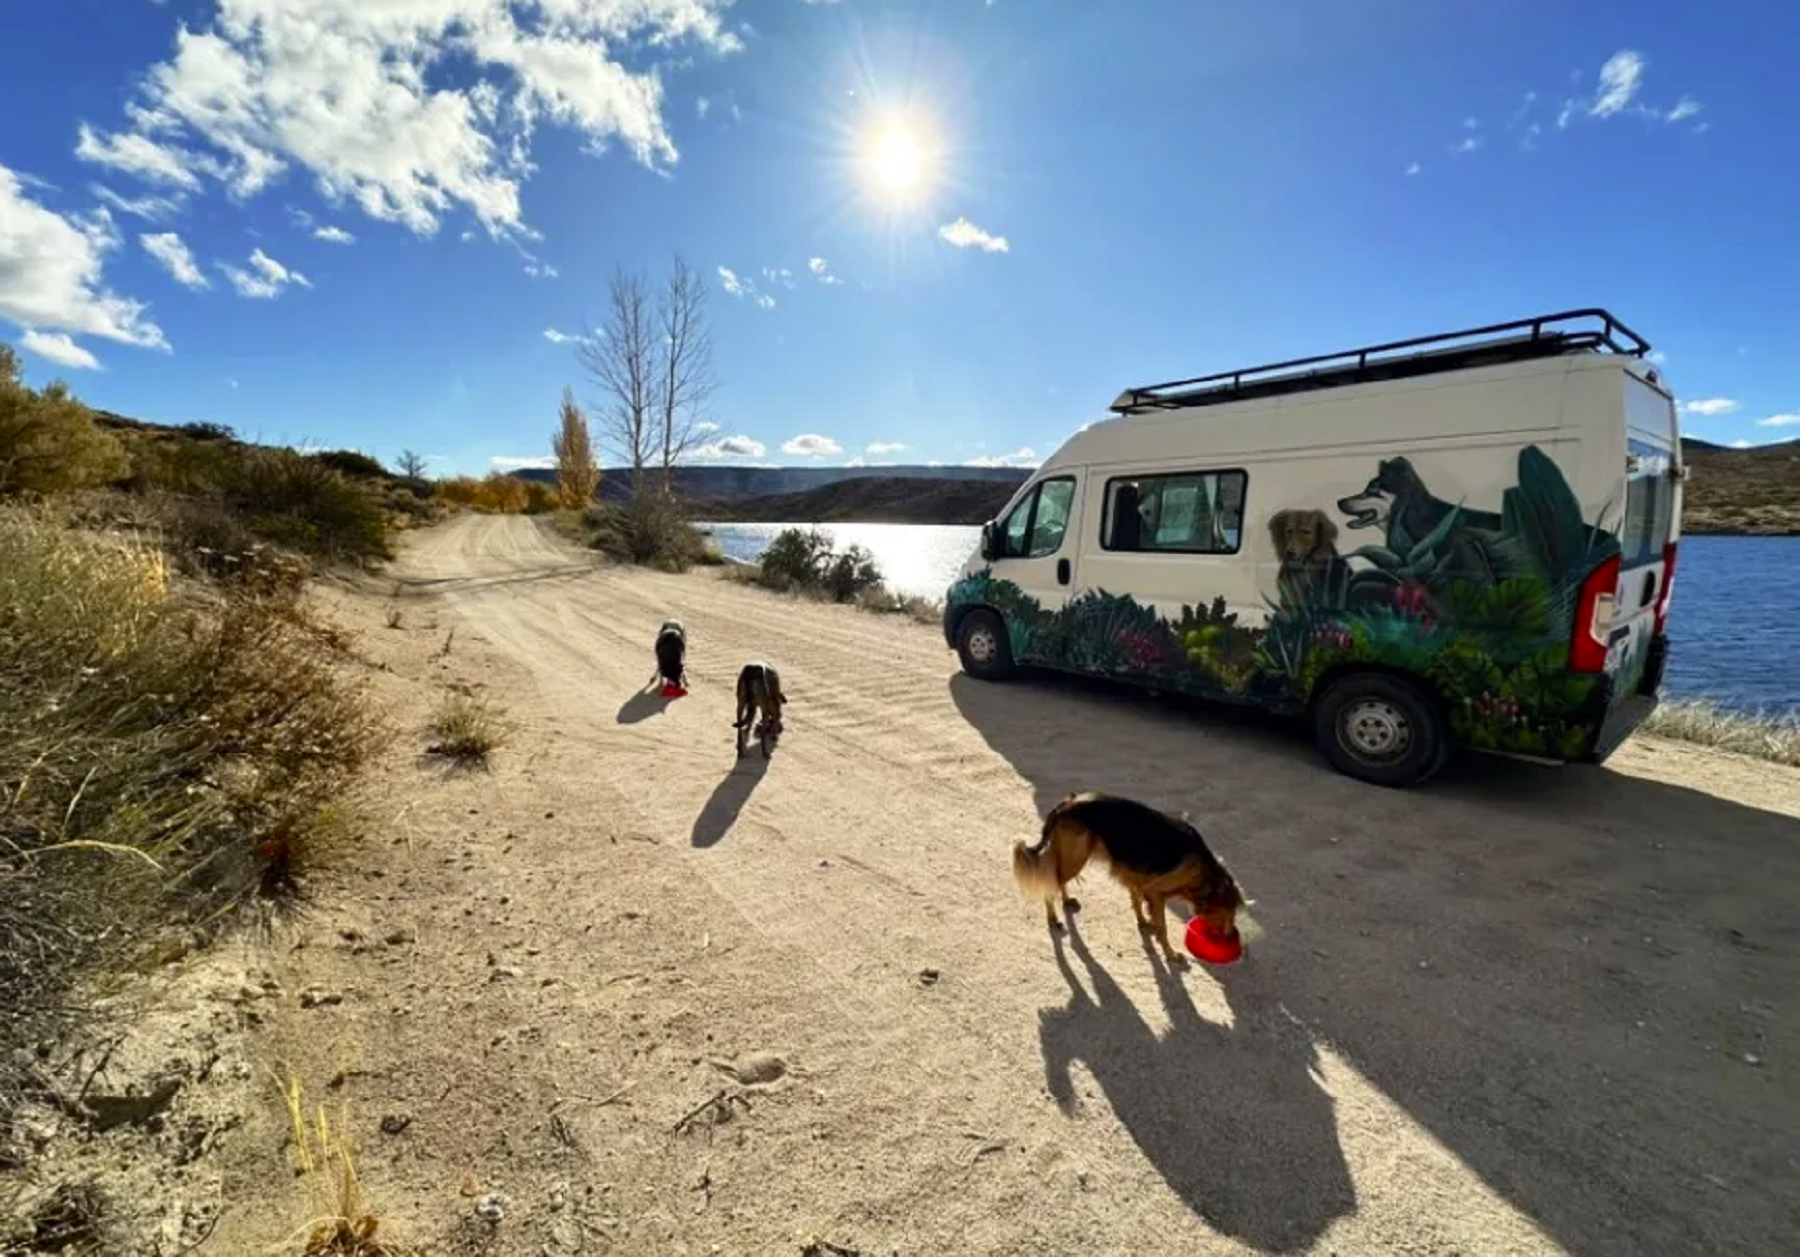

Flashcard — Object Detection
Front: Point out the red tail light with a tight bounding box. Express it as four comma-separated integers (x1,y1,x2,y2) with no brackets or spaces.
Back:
1653,542,1678,634
1569,554,1621,674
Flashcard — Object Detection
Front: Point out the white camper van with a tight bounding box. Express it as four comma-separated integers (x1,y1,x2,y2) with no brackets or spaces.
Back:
943,310,1682,787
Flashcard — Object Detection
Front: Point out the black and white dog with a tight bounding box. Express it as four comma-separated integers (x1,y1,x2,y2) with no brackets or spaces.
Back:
653,619,688,691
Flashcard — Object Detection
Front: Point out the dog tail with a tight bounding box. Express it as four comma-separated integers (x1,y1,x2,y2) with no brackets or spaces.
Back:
1013,797,1084,898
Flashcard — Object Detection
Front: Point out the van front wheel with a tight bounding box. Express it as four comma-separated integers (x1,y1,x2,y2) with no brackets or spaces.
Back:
956,609,1015,681
1314,673,1445,788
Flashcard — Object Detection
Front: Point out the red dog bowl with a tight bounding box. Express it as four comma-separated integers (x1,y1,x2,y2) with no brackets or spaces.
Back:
660,683,687,699
1185,917,1244,965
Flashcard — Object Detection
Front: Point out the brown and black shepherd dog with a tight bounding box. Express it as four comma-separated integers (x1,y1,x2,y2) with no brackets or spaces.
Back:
1013,792,1245,961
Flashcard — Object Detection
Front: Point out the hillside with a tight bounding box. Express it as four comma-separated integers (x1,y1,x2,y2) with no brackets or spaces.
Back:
1680,437,1800,535
698,475,1022,525
511,462,1027,504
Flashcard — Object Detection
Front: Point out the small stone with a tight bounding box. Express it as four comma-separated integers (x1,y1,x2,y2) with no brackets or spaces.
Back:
300,987,344,1009
918,969,941,986
475,1191,508,1224
490,966,523,982
384,928,417,946
236,984,265,1003
1744,1053,1763,1066
728,1051,787,1086
379,1113,412,1136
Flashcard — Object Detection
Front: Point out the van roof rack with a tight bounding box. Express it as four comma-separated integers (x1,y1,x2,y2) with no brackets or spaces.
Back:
1109,308,1650,415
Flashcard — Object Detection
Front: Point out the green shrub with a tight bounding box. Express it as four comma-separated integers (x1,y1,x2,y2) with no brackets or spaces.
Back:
215,447,392,563
754,528,885,602
426,694,508,766
0,345,129,497
309,448,390,480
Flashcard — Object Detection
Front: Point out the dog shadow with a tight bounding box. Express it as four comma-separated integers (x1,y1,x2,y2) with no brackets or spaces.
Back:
616,684,674,725
1039,924,1353,1252
690,757,769,849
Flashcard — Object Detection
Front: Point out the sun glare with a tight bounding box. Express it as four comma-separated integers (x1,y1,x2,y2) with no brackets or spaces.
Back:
864,120,930,200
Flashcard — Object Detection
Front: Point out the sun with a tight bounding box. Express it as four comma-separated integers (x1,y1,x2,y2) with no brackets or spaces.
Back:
862,119,933,202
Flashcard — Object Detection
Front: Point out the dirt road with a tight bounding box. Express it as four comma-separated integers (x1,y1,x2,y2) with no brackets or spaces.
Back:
218,515,1800,1256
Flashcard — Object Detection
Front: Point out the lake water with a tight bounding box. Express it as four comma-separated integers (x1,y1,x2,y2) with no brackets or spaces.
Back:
702,524,1800,717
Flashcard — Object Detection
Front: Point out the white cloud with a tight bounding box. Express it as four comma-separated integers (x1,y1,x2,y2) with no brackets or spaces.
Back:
75,123,204,189
543,327,580,344
1556,100,1575,130
1590,50,1644,118
141,231,210,289
21,330,102,371
78,1,743,242
694,434,766,458
1405,162,1421,176
808,256,844,285
0,163,166,351
1463,116,1479,129
718,265,775,308
865,441,908,455
1678,397,1738,417
1666,97,1702,123
1453,136,1481,155
313,225,355,244
1757,413,1800,428
782,433,842,457
844,456,864,468
966,447,1039,469
92,184,183,222
762,266,795,289
695,420,720,434
491,454,556,470
938,216,1009,253
219,246,309,298
696,96,711,119
522,256,559,279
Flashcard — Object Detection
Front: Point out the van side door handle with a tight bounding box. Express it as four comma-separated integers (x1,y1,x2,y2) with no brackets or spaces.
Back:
1056,558,1071,586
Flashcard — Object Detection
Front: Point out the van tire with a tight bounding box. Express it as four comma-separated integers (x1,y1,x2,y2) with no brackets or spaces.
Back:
956,610,1014,681
1313,673,1445,788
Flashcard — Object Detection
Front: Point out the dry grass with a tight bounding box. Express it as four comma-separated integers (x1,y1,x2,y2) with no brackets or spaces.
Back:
425,694,507,766
1639,699,1800,766
0,509,381,1116
283,1072,399,1257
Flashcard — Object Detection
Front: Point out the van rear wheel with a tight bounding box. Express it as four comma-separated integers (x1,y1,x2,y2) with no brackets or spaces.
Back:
956,609,1015,681
1314,673,1445,788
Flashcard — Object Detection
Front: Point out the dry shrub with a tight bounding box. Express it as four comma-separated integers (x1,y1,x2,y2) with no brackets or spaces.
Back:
1640,699,1800,766
284,1073,397,1256
582,494,714,571
0,510,380,1116
435,473,531,515
426,695,506,766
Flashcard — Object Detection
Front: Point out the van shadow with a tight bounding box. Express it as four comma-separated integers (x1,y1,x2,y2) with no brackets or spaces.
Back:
952,671,1800,1257
691,758,768,849
1042,922,1353,1252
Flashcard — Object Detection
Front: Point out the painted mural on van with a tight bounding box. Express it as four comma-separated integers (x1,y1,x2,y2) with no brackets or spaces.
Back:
945,444,1622,759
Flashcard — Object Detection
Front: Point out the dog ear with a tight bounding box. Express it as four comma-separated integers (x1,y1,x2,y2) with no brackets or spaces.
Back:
1314,511,1338,547
1267,510,1292,548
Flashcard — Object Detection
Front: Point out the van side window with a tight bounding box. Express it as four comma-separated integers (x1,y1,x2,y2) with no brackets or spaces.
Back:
1622,441,1674,565
998,476,1077,559
1102,470,1247,554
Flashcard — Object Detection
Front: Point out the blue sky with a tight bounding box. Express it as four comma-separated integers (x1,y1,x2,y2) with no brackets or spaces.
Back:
2,0,1795,474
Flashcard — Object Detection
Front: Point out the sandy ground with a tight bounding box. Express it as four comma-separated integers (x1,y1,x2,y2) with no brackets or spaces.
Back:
199,514,1799,1257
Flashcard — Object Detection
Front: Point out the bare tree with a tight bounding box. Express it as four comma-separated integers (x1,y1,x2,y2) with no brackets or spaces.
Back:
579,268,655,492
550,387,601,509
653,255,717,494
396,448,429,480
576,257,718,499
